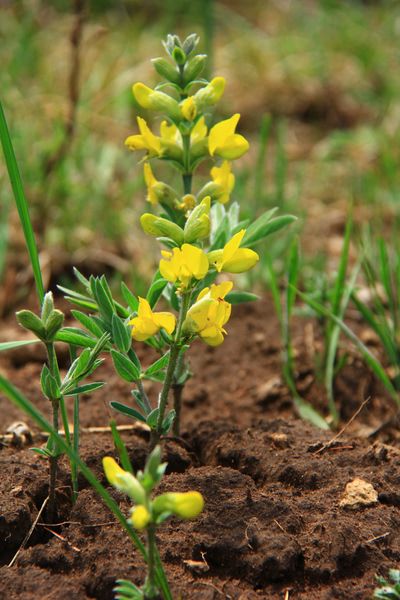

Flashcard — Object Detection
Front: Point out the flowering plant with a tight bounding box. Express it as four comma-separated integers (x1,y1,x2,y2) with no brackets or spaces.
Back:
61,33,295,447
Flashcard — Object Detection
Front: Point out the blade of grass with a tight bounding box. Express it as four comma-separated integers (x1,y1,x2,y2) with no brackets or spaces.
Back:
296,288,400,408
0,339,40,351
0,101,44,305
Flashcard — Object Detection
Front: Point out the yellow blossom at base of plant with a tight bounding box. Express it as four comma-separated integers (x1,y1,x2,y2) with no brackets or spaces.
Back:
102,457,145,503
129,298,176,341
153,491,204,519
129,505,151,530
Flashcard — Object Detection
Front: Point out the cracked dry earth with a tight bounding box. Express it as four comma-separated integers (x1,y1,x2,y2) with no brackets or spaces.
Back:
1,298,400,599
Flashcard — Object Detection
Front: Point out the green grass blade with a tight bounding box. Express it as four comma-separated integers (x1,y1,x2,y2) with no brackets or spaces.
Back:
0,101,45,305
296,288,400,408
0,339,40,351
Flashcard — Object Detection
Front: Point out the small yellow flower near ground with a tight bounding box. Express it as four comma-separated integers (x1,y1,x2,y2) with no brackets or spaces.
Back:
129,298,176,341
159,244,209,288
125,117,162,157
208,229,259,273
183,281,233,346
180,96,197,121
210,161,235,204
153,491,204,519
102,457,145,503
208,114,249,160
129,505,151,530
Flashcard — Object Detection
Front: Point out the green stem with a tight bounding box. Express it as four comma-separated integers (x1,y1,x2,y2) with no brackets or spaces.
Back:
144,524,159,599
153,293,191,445
48,398,59,521
172,351,185,437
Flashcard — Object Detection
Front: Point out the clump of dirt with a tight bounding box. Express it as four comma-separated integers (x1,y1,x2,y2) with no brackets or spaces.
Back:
0,297,399,599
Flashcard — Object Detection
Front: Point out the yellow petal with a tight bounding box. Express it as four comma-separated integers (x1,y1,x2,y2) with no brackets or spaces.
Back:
160,120,179,143
191,116,207,143
153,312,176,335
209,114,240,156
221,229,246,266
130,505,151,530
200,328,225,346
124,134,146,150
181,96,197,121
169,492,204,519
216,134,249,160
222,248,259,273
133,82,153,109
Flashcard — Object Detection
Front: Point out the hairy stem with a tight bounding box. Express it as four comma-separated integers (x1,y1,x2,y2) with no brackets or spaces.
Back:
48,398,59,521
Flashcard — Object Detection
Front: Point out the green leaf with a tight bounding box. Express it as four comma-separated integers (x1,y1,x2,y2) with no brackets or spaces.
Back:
144,352,170,377
225,291,259,305
71,310,105,338
146,407,160,429
121,282,139,313
147,275,168,309
0,339,40,352
161,409,176,435
0,102,45,305
91,277,115,322
64,382,104,396
110,401,147,423
242,212,296,248
110,420,134,473
31,447,52,458
294,397,329,430
56,329,98,348
111,349,140,382
112,314,132,353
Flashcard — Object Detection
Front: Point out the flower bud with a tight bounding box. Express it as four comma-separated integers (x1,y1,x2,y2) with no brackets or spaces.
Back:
151,57,180,84
140,214,184,245
41,292,55,323
184,197,211,242
172,46,186,65
16,310,46,340
193,77,225,110
103,457,146,504
182,33,200,57
183,54,206,84
153,491,204,520
44,310,65,341
180,96,197,121
133,83,181,121
129,505,151,530
179,194,196,212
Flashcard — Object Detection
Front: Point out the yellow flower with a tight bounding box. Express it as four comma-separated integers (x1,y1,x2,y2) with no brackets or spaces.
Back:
129,298,176,341
180,96,197,121
210,161,235,204
193,77,225,109
153,491,204,519
102,457,145,504
143,163,159,205
178,194,196,212
142,164,179,208
129,505,151,530
133,82,181,120
125,117,162,157
209,114,249,160
183,281,233,346
191,116,207,143
208,229,259,273
159,244,209,289
183,197,211,242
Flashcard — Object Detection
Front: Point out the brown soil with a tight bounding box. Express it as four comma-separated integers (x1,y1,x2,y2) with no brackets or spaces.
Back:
1,297,399,599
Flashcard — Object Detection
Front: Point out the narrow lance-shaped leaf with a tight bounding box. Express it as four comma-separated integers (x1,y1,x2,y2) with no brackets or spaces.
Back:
0,101,45,305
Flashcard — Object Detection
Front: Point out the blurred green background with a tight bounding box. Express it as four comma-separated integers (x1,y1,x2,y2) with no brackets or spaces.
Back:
1,0,400,312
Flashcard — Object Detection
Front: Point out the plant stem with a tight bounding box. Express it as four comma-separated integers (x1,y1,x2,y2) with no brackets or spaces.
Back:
153,293,191,446
172,350,184,436
48,398,59,521
144,524,159,599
